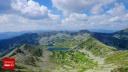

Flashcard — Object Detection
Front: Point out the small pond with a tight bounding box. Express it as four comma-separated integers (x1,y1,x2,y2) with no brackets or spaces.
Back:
48,48,69,51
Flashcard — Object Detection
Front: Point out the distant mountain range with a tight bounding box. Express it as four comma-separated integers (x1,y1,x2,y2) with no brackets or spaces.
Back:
92,28,128,50
89,29,117,33
0,33,39,52
0,28,127,52
0,32,26,40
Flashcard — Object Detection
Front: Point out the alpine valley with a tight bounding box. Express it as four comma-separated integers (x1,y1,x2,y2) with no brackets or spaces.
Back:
0,28,128,72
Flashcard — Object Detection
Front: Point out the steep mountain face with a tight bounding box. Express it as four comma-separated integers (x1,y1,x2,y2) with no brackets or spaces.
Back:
92,28,128,50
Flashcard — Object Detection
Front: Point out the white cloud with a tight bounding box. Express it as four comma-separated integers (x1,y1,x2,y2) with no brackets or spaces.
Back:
91,4,103,14
11,0,49,19
52,0,115,15
0,14,61,32
0,0,127,32
61,13,91,30
11,0,60,20
0,0,62,32
48,12,60,20
107,3,126,16
61,3,128,31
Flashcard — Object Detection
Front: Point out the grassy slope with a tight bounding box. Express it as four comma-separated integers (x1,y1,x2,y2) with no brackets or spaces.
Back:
105,51,128,72
50,50,97,72
77,37,116,57
42,33,117,72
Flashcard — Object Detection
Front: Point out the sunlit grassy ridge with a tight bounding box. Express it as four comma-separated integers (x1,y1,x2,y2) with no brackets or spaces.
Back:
111,66,128,72
105,51,128,65
50,50,97,71
39,33,91,48
75,37,116,57
105,51,128,72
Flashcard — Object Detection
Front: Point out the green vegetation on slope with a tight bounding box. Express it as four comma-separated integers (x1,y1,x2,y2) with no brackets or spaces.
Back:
50,50,97,72
105,51,128,66
78,37,116,57
105,51,128,72
111,66,128,72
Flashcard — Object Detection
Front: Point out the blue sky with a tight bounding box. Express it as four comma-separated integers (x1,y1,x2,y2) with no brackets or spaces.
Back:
35,0,53,9
117,0,128,8
0,0,127,32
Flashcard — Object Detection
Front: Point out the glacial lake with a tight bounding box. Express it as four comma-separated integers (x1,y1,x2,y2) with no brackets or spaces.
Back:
48,48,69,51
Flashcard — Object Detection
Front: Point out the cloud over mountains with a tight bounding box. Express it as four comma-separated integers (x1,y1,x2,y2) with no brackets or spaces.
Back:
0,0,127,32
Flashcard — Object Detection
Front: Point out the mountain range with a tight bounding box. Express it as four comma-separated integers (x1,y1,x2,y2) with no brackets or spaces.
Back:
92,28,128,50
0,28,127,72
